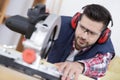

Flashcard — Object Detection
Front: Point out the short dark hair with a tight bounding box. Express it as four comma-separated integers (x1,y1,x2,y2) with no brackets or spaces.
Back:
81,4,113,29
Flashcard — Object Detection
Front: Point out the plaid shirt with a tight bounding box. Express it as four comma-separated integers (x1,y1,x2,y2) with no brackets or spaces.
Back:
66,41,113,78
79,52,112,78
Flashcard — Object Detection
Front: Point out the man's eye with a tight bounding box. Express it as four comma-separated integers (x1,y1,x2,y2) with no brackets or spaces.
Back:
89,31,95,35
80,26,85,30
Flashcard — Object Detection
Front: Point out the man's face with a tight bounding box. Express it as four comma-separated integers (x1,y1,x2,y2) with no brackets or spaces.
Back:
75,15,104,50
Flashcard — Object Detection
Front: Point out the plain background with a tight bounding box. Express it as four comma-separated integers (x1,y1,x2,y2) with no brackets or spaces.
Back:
0,0,120,57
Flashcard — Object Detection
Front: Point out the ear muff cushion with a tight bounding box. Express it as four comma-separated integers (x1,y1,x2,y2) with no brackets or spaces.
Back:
98,28,111,44
71,12,81,29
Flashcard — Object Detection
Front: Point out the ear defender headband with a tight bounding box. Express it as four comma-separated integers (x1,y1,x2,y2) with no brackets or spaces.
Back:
71,8,113,44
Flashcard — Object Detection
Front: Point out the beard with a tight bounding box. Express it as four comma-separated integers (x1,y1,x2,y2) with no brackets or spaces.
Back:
74,36,90,50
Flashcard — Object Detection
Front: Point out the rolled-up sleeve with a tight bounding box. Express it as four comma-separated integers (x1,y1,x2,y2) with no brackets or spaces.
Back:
78,52,113,78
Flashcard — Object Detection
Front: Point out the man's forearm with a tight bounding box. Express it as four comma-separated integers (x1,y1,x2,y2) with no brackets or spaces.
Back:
78,52,112,78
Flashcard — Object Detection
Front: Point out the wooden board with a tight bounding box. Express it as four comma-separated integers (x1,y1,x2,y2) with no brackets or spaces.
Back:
100,56,120,80
0,65,40,80
0,64,94,80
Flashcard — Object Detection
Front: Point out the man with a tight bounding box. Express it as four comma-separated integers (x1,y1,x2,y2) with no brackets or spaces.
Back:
47,4,115,80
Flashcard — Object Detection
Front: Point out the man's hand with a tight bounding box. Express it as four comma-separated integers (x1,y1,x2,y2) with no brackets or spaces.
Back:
55,62,84,80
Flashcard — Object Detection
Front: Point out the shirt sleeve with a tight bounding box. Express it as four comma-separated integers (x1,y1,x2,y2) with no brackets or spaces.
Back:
78,52,113,78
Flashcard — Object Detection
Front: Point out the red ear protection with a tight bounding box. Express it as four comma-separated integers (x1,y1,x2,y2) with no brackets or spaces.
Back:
71,12,111,44
97,28,111,44
71,12,81,29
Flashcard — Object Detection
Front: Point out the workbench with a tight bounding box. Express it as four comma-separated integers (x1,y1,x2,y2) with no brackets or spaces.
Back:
0,65,94,80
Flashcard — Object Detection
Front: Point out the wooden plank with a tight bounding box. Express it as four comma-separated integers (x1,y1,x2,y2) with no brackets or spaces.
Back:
0,65,41,80
101,56,120,80
0,60,94,80
41,60,94,80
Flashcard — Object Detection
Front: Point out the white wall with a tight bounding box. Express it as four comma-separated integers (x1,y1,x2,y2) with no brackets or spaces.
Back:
0,0,119,56
6,0,34,16
46,0,120,57
45,0,62,14
0,0,34,47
